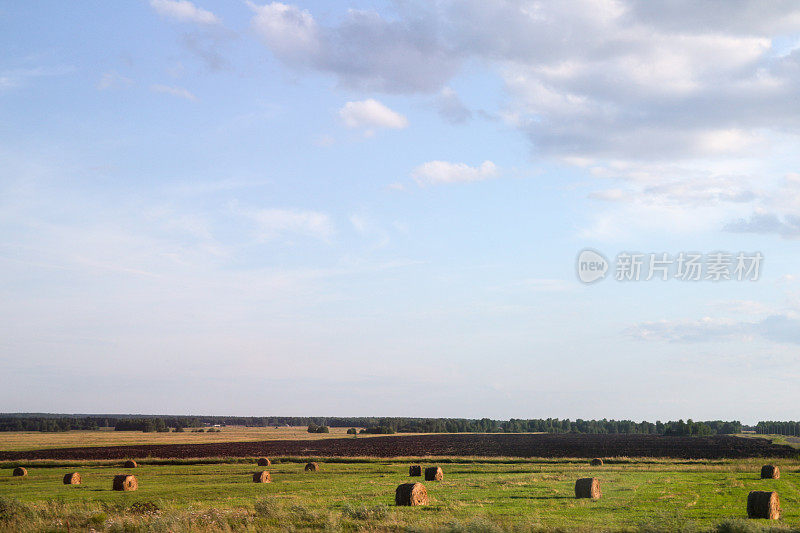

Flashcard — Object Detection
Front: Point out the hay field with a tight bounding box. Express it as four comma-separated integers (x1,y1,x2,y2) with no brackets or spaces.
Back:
2,457,799,532
0,426,402,452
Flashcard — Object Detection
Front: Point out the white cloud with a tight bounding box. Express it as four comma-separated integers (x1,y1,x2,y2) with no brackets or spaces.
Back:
577,157,774,240
248,2,457,92
348,213,390,247
247,1,320,63
412,160,498,186
626,317,751,343
338,99,408,133
626,313,800,345
580,162,800,241
97,71,133,91
246,1,800,169
719,176,800,239
150,0,219,25
150,84,197,101
725,212,800,238
244,208,334,242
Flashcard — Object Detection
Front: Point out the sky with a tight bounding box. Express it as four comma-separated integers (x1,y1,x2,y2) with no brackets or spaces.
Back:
1,1,799,423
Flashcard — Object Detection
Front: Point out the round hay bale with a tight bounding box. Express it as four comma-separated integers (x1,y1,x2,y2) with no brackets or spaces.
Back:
252,470,271,483
747,491,780,519
395,482,428,506
760,465,780,479
123,460,137,469
575,477,601,499
305,462,319,472
63,472,82,485
409,465,422,477
424,466,443,481
590,458,604,466
257,457,271,467
112,474,138,491
12,467,27,477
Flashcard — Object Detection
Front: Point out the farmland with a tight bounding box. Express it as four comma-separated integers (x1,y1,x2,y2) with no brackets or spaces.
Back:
1,432,799,532
1,432,795,461
2,456,800,532
0,426,379,452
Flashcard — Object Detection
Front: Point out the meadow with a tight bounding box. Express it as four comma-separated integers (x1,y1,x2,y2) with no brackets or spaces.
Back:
2,456,799,532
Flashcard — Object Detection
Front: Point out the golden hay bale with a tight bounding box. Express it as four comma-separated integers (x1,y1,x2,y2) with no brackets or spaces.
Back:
63,472,82,485
112,474,138,491
395,482,428,506
424,466,443,481
123,460,137,469
257,457,271,467
575,478,601,499
252,470,271,483
747,491,780,519
760,465,780,479
590,458,604,466
409,465,422,477
12,467,27,477
305,462,319,472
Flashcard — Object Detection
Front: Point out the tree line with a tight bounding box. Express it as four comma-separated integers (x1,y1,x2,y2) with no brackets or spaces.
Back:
0,414,745,435
755,421,800,436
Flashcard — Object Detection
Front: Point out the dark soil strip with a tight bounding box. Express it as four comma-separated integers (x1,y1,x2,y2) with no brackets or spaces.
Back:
1,434,796,461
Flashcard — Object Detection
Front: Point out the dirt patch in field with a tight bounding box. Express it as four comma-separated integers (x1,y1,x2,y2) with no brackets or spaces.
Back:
0,434,795,461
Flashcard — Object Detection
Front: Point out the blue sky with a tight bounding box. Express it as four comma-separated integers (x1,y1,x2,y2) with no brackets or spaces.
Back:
2,1,799,423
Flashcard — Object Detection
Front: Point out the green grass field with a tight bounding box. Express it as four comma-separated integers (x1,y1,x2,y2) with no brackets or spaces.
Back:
1,457,799,532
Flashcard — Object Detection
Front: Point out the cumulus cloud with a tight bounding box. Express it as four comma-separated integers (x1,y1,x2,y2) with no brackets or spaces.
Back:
150,84,197,101
441,1,799,161
244,1,800,237
247,1,319,63
247,1,800,160
150,0,219,25
338,99,408,133
412,160,498,186
623,0,800,35
248,2,457,92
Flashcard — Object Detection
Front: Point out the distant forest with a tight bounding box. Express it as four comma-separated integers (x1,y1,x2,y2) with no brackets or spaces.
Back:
0,414,785,436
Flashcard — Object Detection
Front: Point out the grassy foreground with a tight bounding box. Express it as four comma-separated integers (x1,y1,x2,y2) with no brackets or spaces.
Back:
1,458,799,532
